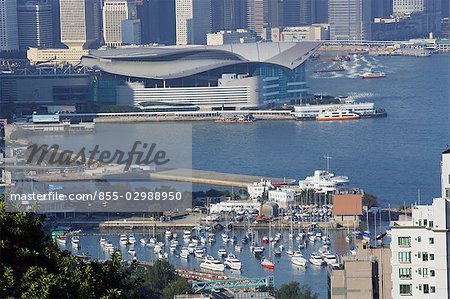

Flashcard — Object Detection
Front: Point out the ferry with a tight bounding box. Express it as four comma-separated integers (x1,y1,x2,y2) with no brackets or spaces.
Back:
361,71,386,79
200,256,225,272
316,110,360,121
294,99,386,121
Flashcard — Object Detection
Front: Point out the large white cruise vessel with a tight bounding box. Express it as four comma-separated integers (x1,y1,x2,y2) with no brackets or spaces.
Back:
298,170,349,194
293,99,386,121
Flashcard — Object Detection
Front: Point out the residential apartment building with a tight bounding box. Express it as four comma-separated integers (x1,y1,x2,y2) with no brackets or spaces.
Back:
390,150,450,298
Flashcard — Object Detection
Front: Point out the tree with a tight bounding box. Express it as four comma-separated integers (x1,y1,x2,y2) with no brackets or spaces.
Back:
363,193,378,209
162,278,192,299
276,282,318,299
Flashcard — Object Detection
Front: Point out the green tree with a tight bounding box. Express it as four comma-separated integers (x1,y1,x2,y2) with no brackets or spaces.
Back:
363,193,378,209
162,278,192,299
276,282,318,299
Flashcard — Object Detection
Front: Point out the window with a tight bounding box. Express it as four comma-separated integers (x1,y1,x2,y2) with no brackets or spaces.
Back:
431,286,435,293
430,270,435,277
418,252,421,259
423,252,428,261
417,236,421,242
423,284,429,294
400,284,412,296
430,254,434,261
423,268,428,277
399,268,412,279
429,221,434,227
446,188,450,198
429,237,434,244
424,219,427,226
398,237,411,247
418,268,422,275
399,252,411,263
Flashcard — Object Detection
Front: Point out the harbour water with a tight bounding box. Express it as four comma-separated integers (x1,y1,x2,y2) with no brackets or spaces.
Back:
32,55,450,206
59,225,389,298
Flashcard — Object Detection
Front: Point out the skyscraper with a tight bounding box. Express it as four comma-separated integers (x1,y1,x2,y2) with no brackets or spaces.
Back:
175,0,212,45
247,0,266,37
371,0,392,18
60,0,101,49
328,0,371,40
393,0,442,34
299,0,313,25
103,0,140,46
313,0,328,23
0,0,19,51
17,2,53,51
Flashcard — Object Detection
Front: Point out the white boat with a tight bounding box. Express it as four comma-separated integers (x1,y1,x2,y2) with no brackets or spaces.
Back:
292,251,303,257
308,235,316,243
221,232,229,242
165,230,172,239
140,238,147,245
253,246,264,255
187,243,196,254
298,242,305,249
261,257,275,270
200,256,225,272
154,242,163,253
194,246,205,258
235,244,242,252
99,237,106,246
170,244,177,253
119,234,128,246
180,247,189,259
316,109,360,121
363,231,371,241
217,247,227,258
128,248,136,256
292,254,307,267
56,235,67,245
183,230,191,239
128,235,136,245
309,253,324,266
224,253,242,270
71,236,80,248
286,249,294,256
323,253,338,265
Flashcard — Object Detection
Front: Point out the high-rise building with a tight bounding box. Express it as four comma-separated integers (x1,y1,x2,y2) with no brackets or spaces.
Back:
393,0,442,35
48,0,62,48
371,0,393,18
390,151,450,299
246,0,267,37
17,2,53,51
0,0,19,51
175,0,212,45
103,0,140,47
328,0,371,40
299,0,313,25
313,0,328,23
60,0,101,49
267,0,284,28
136,0,159,44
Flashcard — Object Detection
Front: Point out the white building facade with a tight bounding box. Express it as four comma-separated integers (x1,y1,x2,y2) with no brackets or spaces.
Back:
175,0,211,45
390,151,450,298
268,188,295,208
60,0,100,49
0,0,19,51
102,0,139,47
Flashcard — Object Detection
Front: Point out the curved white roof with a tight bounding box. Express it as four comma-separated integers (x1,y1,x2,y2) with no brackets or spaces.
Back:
81,42,321,79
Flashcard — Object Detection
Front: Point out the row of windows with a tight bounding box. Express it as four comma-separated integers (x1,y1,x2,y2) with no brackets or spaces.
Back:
399,267,436,279
398,251,435,263
399,284,436,295
398,236,434,246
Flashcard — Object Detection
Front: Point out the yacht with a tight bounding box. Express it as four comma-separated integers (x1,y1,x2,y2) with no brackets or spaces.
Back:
200,256,225,272
286,249,294,256
99,237,106,246
323,253,338,265
120,235,128,246
316,110,360,121
140,238,147,245
183,230,191,240
221,232,229,242
187,243,196,254
217,247,227,258
165,230,172,239
170,244,177,253
224,253,242,270
363,230,371,241
128,248,136,256
235,244,242,252
253,246,265,256
180,247,189,259
128,235,136,245
56,235,67,245
71,236,80,248
261,257,275,270
194,246,205,258
291,254,307,267
309,253,324,266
